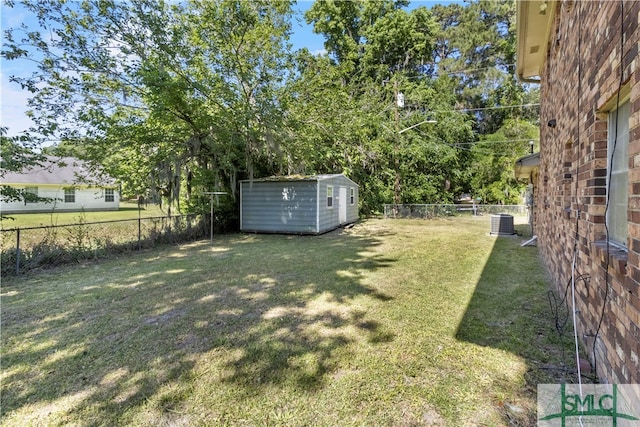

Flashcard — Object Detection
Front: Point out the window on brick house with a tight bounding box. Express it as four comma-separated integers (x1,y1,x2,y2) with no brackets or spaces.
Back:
606,101,630,247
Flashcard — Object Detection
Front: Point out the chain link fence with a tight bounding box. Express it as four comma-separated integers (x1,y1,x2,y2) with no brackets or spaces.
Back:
383,204,528,219
1,214,207,277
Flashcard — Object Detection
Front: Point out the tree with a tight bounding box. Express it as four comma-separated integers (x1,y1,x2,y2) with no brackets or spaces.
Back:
3,0,540,221
0,127,54,220
301,1,474,210
431,0,537,134
2,0,294,221
470,119,538,204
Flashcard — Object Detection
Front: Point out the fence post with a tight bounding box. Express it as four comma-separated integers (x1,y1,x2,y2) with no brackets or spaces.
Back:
15,228,20,275
138,216,141,251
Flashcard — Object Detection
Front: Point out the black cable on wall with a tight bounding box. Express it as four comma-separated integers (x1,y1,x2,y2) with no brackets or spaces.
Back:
592,0,626,382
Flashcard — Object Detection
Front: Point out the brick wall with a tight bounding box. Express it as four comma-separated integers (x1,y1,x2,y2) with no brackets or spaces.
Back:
536,0,639,383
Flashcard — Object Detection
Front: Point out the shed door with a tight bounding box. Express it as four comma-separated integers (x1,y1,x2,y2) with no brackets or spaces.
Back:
339,187,347,223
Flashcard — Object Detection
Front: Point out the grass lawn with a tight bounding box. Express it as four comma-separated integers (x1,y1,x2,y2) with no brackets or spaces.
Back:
1,217,579,426
0,202,167,230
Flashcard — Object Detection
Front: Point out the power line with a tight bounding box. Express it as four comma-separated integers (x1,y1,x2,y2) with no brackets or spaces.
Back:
442,64,515,75
411,128,538,151
452,103,540,112
456,138,539,145
402,64,516,79
401,103,540,116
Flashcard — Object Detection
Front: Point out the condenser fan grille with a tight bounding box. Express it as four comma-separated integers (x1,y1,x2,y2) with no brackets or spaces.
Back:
490,214,515,235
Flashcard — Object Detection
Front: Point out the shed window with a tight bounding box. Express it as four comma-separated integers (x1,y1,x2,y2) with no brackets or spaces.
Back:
64,188,76,203
327,186,333,208
105,188,115,202
24,186,38,203
606,101,629,247
350,187,355,205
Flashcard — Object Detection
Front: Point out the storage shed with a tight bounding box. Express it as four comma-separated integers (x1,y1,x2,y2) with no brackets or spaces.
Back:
240,174,359,234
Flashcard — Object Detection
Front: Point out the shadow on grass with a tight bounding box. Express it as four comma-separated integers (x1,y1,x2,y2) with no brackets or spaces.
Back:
454,223,579,425
1,228,396,424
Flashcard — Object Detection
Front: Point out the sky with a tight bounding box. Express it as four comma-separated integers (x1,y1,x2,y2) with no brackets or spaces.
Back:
0,1,461,139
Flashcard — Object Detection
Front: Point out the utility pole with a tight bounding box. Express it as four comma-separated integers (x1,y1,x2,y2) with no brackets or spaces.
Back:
394,78,401,213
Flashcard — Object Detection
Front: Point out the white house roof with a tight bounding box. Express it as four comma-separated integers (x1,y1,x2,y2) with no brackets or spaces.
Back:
1,156,117,187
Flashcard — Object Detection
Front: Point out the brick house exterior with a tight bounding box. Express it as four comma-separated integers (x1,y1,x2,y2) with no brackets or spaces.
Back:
517,1,639,383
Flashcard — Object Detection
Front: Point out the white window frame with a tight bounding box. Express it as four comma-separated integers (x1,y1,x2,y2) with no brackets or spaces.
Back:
327,186,334,208
105,188,115,202
24,186,38,203
606,100,630,248
64,187,76,203
350,187,355,205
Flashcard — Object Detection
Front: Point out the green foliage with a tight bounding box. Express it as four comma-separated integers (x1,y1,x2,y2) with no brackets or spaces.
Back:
3,0,294,220
470,119,539,204
2,0,539,221
0,127,49,211
431,0,532,134
361,6,437,79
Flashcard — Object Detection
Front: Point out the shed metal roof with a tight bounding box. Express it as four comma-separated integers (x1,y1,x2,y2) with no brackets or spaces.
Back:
241,173,358,185
1,156,117,187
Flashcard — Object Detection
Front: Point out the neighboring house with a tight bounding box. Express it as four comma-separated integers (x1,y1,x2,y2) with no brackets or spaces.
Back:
0,156,120,214
240,174,359,234
516,1,639,383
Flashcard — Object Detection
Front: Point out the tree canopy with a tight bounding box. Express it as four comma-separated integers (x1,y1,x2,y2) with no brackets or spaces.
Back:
2,0,539,222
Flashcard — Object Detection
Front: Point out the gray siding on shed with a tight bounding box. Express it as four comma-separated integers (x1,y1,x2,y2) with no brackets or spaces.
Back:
241,180,319,233
240,174,359,235
317,175,359,233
